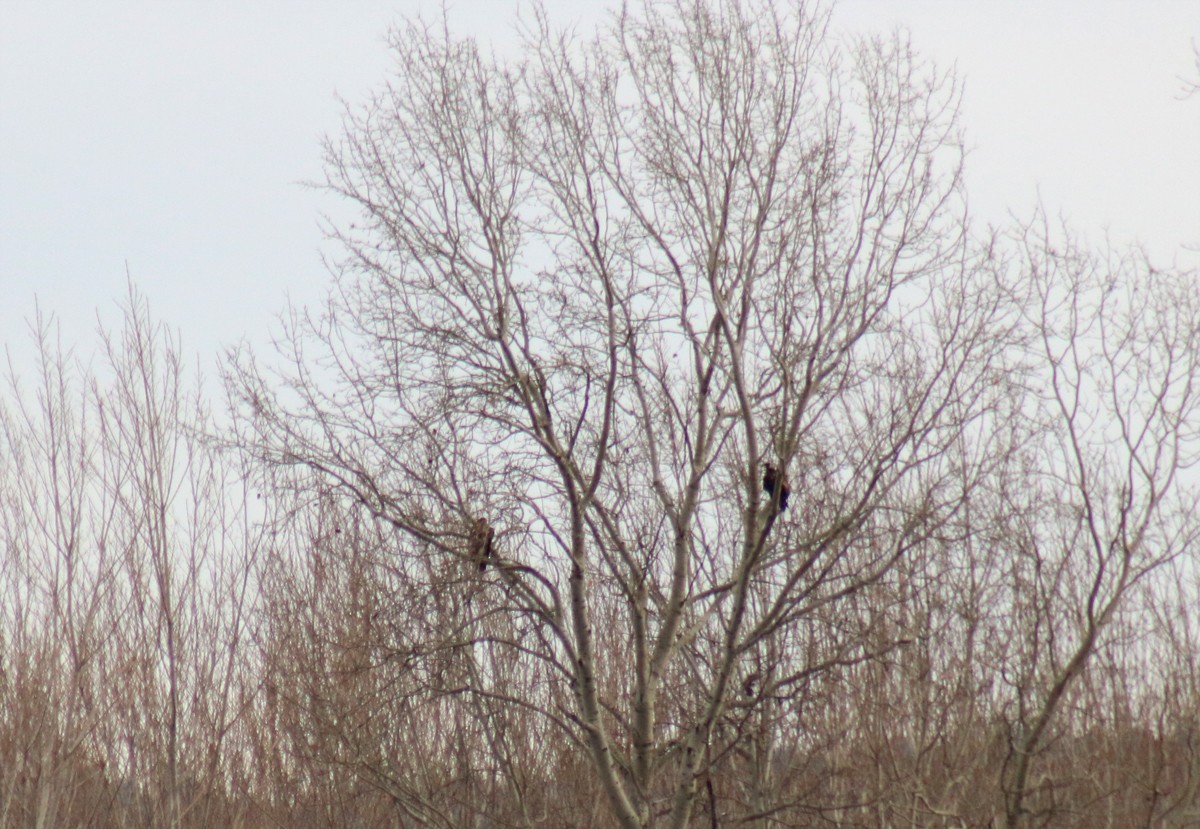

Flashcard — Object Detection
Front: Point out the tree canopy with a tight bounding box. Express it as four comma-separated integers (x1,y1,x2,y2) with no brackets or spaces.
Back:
1,2,1199,828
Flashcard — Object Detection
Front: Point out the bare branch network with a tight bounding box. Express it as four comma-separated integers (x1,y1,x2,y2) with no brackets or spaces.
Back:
3,2,1200,828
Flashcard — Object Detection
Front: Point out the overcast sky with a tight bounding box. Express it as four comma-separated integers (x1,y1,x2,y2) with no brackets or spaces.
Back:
2,1,1197,374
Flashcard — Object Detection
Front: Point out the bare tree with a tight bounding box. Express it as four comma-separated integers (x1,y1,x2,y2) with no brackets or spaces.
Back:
987,217,1200,828
2,5,1197,828
0,291,263,829
228,1,1014,825
0,312,115,829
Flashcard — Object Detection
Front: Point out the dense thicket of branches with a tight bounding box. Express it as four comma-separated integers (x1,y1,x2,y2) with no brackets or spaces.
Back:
2,2,1199,828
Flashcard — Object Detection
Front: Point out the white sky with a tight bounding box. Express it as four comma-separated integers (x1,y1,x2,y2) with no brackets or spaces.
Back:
2,1,1197,373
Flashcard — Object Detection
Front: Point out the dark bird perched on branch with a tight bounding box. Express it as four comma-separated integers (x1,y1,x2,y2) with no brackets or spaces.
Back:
469,517,495,571
762,463,790,513
742,669,761,698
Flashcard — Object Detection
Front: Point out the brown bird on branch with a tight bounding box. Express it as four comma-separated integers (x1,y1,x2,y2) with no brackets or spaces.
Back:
469,517,495,571
762,463,790,513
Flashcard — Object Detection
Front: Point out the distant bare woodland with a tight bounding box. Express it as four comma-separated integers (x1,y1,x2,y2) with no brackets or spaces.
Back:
3,2,1200,827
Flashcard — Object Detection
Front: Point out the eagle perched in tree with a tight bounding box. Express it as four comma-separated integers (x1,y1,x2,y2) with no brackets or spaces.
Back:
469,517,495,571
762,463,790,513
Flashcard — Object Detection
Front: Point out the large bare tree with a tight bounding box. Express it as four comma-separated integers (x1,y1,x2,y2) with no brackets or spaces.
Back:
226,1,1019,826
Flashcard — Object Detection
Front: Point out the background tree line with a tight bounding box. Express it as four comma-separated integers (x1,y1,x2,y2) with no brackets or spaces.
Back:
2,1,1199,827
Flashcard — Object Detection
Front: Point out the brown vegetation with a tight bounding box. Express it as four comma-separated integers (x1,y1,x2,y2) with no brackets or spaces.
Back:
3,2,1200,827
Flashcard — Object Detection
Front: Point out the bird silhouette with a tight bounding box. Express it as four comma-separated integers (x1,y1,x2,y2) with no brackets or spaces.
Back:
469,517,495,571
762,463,790,513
